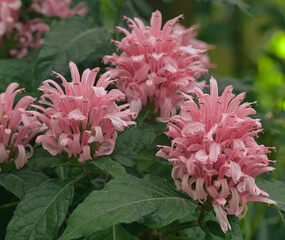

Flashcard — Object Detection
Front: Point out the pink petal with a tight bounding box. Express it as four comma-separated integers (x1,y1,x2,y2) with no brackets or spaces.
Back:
213,204,231,233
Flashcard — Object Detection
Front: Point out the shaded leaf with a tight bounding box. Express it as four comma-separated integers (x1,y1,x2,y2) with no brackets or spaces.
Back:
33,16,110,87
225,216,242,240
27,147,59,170
0,51,38,92
5,179,74,240
59,175,196,240
228,0,254,18
87,224,139,240
257,180,285,213
91,156,127,178
111,124,156,167
207,220,225,239
0,170,48,200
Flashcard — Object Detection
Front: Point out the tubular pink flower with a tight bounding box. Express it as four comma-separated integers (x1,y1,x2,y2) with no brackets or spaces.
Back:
104,10,212,120
0,0,21,40
34,62,136,162
30,0,87,19
10,18,49,58
157,77,276,233
0,83,42,171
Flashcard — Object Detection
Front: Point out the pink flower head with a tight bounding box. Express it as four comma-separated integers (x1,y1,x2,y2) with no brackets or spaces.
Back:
104,10,212,120
0,0,21,40
34,62,136,162
0,83,42,171
30,0,87,19
10,18,49,58
157,77,276,233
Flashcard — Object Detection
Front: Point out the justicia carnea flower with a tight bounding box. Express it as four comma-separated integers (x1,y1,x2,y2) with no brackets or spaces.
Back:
104,10,212,120
0,83,42,171
30,0,87,19
10,18,49,58
0,0,21,40
34,62,136,162
157,77,276,233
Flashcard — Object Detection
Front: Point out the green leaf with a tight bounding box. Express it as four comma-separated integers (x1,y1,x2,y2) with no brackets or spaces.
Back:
225,216,242,240
206,220,225,239
91,156,127,178
111,124,156,167
0,51,38,92
227,0,254,18
5,179,74,240
59,175,196,240
27,147,59,170
257,180,285,213
0,170,48,200
162,0,175,3
87,224,139,240
33,16,110,87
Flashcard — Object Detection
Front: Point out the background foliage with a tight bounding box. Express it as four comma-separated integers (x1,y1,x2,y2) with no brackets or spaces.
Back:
1,0,285,239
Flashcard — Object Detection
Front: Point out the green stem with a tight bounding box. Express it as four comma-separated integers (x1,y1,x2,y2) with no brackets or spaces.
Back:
112,225,116,240
0,201,19,210
59,166,65,179
197,208,209,232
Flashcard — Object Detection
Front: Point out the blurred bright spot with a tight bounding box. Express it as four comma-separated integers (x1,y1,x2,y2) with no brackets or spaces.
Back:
257,56,283,86
258,56,273,73
270,31,285,58
256,55,284,110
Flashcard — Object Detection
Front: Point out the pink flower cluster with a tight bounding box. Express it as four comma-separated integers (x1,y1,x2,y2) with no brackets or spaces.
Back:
157,77,276,232
0,0,21,39
104,10,212,120
0,0,87,58
0,83,42,170
10,18,49,58
34,62,135,162
30,0,87,19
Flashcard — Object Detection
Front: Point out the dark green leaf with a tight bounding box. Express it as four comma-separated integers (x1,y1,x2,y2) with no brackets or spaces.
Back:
111,124,156,167
206,220,225,239
227,0,254,18
225,216,242,240
0,170,48,200
91,157,127,178
5,179,74,240
184,226,205,240
33,16,110,87
87,224,139,240
257,180,285,213
27,147,59,170
162,0,175,3
59,175,196,240
0,51,38,92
